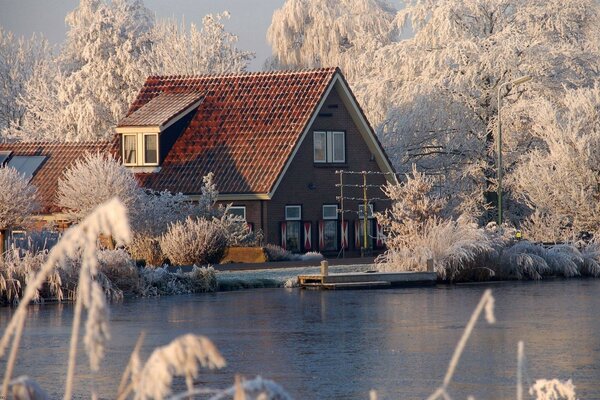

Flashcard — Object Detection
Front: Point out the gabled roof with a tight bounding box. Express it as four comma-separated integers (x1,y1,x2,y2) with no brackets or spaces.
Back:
116,91,204,131
0,142,112,214
125,68,339,195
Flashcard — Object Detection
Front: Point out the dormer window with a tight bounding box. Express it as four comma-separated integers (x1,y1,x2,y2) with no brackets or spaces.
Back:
144,134,158,165
123,135,137,165
116,91,204,169
122,133,159,166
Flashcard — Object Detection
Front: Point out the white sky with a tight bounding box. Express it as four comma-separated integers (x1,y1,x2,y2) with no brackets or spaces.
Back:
0,0,287,71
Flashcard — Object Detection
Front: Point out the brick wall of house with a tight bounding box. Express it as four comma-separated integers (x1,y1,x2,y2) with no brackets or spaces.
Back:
266,87,391,255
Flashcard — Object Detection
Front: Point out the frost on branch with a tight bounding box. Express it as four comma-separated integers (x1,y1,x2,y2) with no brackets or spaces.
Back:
57,152,139,222
510,85,600,240
529,379,577,400
0,27,51,133
147,12,254,76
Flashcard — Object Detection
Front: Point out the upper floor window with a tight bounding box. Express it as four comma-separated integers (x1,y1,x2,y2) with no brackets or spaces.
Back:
314,131,345,163
322,204,338,220
358,204,374,219
123,133,159,166
285,205,302,221
144,134,158,165
123,135,137,165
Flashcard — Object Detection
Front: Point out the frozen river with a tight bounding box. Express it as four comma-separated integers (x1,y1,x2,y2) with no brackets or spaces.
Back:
2,279,600,399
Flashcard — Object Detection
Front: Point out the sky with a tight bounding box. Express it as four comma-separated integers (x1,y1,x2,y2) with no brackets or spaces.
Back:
0,0,287,71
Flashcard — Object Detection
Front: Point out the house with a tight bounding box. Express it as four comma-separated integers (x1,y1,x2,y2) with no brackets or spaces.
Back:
1,68,395,256
116,67,396,255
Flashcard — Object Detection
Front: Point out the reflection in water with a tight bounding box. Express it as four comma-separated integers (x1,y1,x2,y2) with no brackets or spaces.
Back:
1,280,599,399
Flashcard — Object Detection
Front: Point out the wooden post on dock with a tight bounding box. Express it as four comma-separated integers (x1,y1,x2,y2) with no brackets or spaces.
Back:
321,260,329,276
426,258,434,273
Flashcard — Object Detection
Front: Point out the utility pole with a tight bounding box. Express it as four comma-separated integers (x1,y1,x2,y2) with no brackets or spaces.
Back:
362,171,368,257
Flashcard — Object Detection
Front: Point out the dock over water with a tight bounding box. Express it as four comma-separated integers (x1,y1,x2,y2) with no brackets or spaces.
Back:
298,270,437,289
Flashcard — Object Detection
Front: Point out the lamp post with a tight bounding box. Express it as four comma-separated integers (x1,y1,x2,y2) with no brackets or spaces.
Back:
497,75,531,226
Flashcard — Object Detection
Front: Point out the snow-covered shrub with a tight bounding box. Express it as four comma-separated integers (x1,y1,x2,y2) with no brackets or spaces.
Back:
160,218,226,266
0,247,61,305
127,234,164,267
379,216,493,281
298,251,324,262
543,245,581,278
264,244,292,261
96,249,140,295
138,266,217,296
377,167,493,280
57,153,140,222
187,265,218,293
494,241,550,280
218,213,263,247
579,242,600,277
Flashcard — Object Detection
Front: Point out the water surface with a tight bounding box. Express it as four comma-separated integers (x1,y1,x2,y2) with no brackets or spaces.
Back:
1,280,599,399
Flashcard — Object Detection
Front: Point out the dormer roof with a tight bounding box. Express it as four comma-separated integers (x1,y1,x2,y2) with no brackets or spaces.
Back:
116,91,204,132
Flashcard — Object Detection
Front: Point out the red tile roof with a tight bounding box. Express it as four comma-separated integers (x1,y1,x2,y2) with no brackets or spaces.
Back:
125,68,338,194
0,142,113,214
117,92,204,128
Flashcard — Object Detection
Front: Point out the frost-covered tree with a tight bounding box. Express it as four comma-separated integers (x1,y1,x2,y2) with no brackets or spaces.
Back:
269,0,600,219
11,0,154,142
0,28,51,132
510,85,600,240
147,12,254,76
370,0,600,218
266,0,397,77
0,167,38,254
57,152,139,222
8,1,254,142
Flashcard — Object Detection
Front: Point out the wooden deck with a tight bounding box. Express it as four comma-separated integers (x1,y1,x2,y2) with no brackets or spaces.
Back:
298,271,437,290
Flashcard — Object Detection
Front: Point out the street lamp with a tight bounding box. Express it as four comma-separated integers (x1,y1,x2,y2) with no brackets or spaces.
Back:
497,75,531,226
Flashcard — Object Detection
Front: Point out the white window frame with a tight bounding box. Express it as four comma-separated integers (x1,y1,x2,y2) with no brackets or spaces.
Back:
285,205,302,221
122,134,138,166
313,131,345,164
228,206,246,221
322,204,338,220
143,133,159,166
358,204,374,219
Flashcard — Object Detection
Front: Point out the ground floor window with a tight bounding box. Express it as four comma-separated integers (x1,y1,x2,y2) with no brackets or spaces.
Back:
228,206,246,220
285,221,301,253
355,220,373,250
321,220,338,251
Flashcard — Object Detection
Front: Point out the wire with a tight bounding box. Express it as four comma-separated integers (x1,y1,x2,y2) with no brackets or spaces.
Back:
337,196,388,202
335,184,382,188
335,170,398,175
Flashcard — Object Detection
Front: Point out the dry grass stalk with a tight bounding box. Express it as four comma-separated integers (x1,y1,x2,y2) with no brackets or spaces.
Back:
0,198,131,399
117,331,146,400
134,334,226,400
234,375,246,400
426,289,495,400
